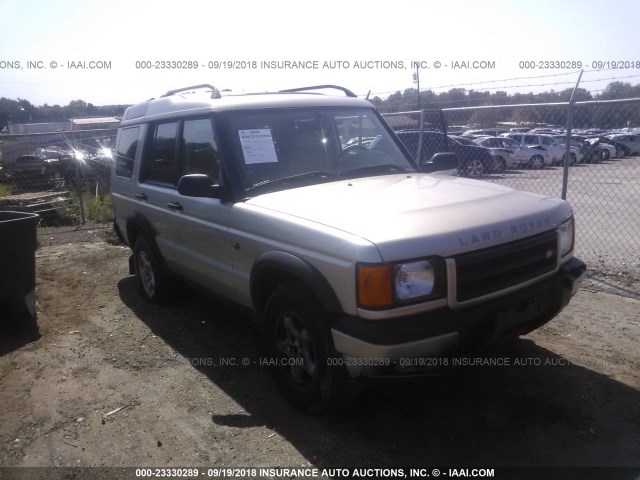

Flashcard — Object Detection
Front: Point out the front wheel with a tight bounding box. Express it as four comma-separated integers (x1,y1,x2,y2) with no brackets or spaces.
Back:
263,283,354,411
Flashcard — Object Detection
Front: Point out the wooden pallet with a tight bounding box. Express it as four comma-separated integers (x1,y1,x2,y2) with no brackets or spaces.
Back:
0,191,73,215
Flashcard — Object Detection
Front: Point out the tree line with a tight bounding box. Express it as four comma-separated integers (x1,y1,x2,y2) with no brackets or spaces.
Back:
371,81,640,129
2,81,639,131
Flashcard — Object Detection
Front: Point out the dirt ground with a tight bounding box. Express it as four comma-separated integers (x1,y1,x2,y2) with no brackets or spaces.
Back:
0,226,639,473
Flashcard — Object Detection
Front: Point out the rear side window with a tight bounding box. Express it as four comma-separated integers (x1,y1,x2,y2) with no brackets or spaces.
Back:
143,122,180,186
524,135,539,145
114,127,140,178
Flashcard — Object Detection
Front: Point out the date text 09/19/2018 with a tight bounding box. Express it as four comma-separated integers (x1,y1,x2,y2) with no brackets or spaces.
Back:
519,60,640,69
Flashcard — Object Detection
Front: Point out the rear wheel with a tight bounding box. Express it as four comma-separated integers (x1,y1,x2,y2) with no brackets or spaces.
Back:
528,155,544,169
263,283,354,412
462,159,485,177
133,237,173,304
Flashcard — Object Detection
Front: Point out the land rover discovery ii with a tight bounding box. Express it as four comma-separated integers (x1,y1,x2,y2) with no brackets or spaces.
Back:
111,84,586,410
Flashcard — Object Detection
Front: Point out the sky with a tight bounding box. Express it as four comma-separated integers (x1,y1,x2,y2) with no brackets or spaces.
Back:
1,0,640,107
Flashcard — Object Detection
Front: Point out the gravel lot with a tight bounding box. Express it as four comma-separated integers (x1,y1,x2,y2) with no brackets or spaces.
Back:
0,231,638,474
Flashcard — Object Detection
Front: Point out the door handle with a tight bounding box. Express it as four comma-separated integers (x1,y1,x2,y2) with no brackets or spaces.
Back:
136,193,147,200
167,202,183,211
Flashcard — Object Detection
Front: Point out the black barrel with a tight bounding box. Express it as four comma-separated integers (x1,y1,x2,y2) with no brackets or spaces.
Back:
0,211,39,333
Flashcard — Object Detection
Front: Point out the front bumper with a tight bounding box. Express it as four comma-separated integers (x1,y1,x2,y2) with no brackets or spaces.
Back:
331,257,586,378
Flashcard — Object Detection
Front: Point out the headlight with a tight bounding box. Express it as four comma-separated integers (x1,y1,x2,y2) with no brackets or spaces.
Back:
357,258,445,309
559,217,574,256
395,260,436,300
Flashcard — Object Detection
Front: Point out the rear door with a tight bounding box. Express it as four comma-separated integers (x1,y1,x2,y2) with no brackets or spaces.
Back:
136,121,182,266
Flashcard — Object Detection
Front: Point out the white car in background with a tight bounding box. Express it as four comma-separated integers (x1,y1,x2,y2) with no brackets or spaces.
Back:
502,133,581,166
476,136,551,169
606,134,640,155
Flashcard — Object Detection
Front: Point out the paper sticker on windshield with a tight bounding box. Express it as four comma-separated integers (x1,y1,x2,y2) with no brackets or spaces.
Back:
238,129,278,164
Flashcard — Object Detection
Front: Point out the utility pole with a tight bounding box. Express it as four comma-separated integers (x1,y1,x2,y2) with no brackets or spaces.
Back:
413,66,421,111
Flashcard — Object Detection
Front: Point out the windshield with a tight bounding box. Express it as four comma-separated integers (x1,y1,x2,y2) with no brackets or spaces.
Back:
228,108,415,195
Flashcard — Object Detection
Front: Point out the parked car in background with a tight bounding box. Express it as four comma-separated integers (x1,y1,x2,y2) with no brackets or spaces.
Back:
606,134,640,155
397,130,495,177
475,136,551,169
462,128,509,137
4,154,62,190
450,135,505,172
580,137,616,163
502,133,579,166
597,136,631,158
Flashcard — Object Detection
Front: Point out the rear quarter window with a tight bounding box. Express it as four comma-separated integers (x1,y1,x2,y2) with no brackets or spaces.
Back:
114,127,140,178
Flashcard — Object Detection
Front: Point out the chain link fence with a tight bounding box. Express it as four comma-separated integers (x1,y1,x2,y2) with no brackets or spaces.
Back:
383,98,640,286
0,130,115,226
1,97,638,288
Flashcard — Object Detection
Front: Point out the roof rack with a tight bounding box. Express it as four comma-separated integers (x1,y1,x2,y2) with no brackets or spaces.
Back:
161,84,221,99
278,85,357,98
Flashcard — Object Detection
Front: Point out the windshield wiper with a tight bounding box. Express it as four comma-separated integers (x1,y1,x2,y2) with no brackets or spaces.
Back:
247,171,339,194
336,164,410,178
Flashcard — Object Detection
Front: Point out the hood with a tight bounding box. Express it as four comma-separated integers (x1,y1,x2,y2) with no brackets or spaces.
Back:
245,173,572,260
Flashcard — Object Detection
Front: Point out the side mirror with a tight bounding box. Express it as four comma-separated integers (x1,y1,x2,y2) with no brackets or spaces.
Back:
178,174,220,198
420,152,459,174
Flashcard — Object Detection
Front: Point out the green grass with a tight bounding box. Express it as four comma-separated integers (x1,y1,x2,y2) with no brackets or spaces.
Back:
84,193,113,223
42,192,113,226
68,192,113,224
0,183,14,197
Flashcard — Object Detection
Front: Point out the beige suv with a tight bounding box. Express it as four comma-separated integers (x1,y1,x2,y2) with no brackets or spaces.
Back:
112,84,586,410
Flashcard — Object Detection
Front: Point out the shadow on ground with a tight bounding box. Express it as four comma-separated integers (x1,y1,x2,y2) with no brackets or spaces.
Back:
118,276,640,468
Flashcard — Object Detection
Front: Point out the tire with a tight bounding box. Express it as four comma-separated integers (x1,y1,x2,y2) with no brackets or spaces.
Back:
601,150,610,161
263,283,354,412
562,152,577,166
133,236,173,304
494,156,507,172
462,159,484,177
528,155,544,169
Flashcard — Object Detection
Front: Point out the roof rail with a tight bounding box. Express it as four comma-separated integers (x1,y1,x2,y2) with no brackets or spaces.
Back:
161,84,221,99
278,85,357,98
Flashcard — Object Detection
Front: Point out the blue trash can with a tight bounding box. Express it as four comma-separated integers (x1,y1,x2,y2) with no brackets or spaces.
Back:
0,211,39,333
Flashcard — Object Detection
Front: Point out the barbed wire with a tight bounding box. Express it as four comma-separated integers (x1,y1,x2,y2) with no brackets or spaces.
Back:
367,71,640,98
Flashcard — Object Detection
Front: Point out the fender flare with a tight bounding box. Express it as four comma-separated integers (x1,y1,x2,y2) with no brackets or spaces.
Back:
250,251,343,315
125,213,169,273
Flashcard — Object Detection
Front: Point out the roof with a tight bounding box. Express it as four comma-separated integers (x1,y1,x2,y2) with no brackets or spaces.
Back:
120,86,372,127
8,121,70,134
71,117,120,125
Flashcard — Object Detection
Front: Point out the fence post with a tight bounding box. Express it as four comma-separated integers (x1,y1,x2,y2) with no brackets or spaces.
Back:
75,159,86,224
562,70,584,200
416,109,425,163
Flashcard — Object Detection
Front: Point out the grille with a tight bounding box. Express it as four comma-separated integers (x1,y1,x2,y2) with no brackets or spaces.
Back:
454,230,558,302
